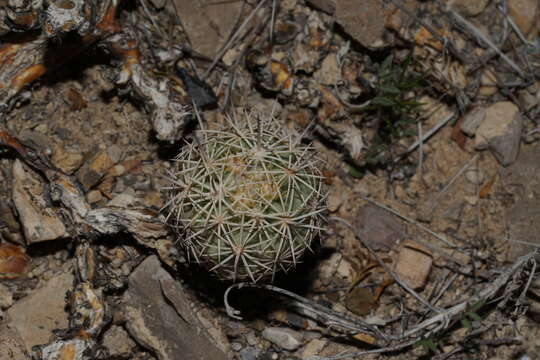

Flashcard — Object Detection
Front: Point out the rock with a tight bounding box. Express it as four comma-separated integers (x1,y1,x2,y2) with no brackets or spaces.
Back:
0,283,13,309
355,204,405,251
12,160,68,244
107,144,123,164
239,347,261,360
86,189,103,204
475,101,523,166
465,167,486,185
449,0,490,16
296,338,327,359
76,150,115,190
305,0,335,14
262,327,303,351
394,241,432,290
0,243,30,279
0,321,30,360
313,54,340,85
123,256,227,360
508,0,539,37
103,325,136,358
335,0,390,49
7,271,73,353
499,144,540,261
171,0,245,58
51,146,84,174
460,107,486,136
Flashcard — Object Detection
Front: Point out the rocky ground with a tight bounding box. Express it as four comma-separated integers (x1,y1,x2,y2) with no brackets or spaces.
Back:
1,0,540,359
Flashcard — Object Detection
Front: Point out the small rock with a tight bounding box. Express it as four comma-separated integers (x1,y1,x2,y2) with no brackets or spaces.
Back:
355,204,405,251
465,167,486,185
460,107,486,136
0,243,30,279
239,347,261,360
87,189,104,204
336,0,390,49
262,327,303,351
108,189,137,208
508,0,539,37
475,101,523,166
76,150,115,190
12,160,68,244
231,342,243,351
107,145,123,164
0,283,13,309
7,271,73,353
313,54,340,85
123,256,227,360
51,146,84,174
296,338,327,359
394,241,432,290
245,331,259,346
336,257,355,281
103,325,136,358
449,0,490,16
305,0,335,14
0,321,30,360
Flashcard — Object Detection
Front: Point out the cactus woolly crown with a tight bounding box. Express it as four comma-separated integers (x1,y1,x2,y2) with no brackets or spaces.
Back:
163,112,327,282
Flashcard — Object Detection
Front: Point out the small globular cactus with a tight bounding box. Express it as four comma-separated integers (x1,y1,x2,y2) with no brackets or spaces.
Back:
164,112,327,282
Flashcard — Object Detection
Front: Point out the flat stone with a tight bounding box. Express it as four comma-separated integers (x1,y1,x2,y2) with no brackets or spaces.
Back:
394,241,432,290
123,256,227,360
296,338,327,359
12,160,68,244
172,0,245,58
262,327,303,351
313,54,340,85
475,101,522,166
76,150,115,190
7,271,73,353
355,204,405,251
103,325,136,358
0,321,30,360
500,143,540,261
51,146,84,174
336,0,390,49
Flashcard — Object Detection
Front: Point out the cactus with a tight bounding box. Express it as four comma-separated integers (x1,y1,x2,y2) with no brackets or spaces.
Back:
164,112,327,282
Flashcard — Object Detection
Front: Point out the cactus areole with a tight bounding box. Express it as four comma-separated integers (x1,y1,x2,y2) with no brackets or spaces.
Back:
164,113,327,282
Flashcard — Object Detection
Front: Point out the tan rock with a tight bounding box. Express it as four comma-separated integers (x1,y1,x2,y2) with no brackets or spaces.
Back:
12,160,68,244
76,150,115,190
394,241,432,290
51,145,84,174
508,0,539,37
7,271,73,353
449,0,490,16
336,0,390,49
0,321,30,360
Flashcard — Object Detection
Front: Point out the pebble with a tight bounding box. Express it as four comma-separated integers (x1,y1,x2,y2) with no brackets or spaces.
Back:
449,0,490,16
394,241,432,290
0,283,13,309
240,347,261,360
460,107,486,136
296,339,327,359
262,327,303,351
231,342,243,352
464,167,486,185
475,101,522,166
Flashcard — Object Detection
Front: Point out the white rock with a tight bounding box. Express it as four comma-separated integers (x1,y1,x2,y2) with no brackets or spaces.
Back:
262,327,303,351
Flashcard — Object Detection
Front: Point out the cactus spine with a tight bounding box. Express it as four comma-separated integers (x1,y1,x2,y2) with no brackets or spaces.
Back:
164,112,326,282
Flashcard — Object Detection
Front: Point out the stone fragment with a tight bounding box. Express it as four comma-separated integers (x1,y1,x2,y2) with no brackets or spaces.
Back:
0,283,13,309
0,321,30,360
103,325,136,358
172,0,245,58
51,146,84,174
475,101,523,166
355,204,405,251
86,189,103,204
394,241,432,290
262,327,303,351
7,271,73,353
76,150,115,190
305,0,336,14
296,338,327,359
460,107,486,136
499,144,540,261
123,256,227,360
449,0,490,16
0,243,30,279
313,54,340,85
507,0,539,37
335,0,390,49
12,160,68,244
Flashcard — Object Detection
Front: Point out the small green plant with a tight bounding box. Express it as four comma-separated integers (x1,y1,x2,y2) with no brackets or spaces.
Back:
164,112,327,282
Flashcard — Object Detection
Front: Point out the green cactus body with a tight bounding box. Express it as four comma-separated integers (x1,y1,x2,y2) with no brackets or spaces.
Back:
164,113,326,282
